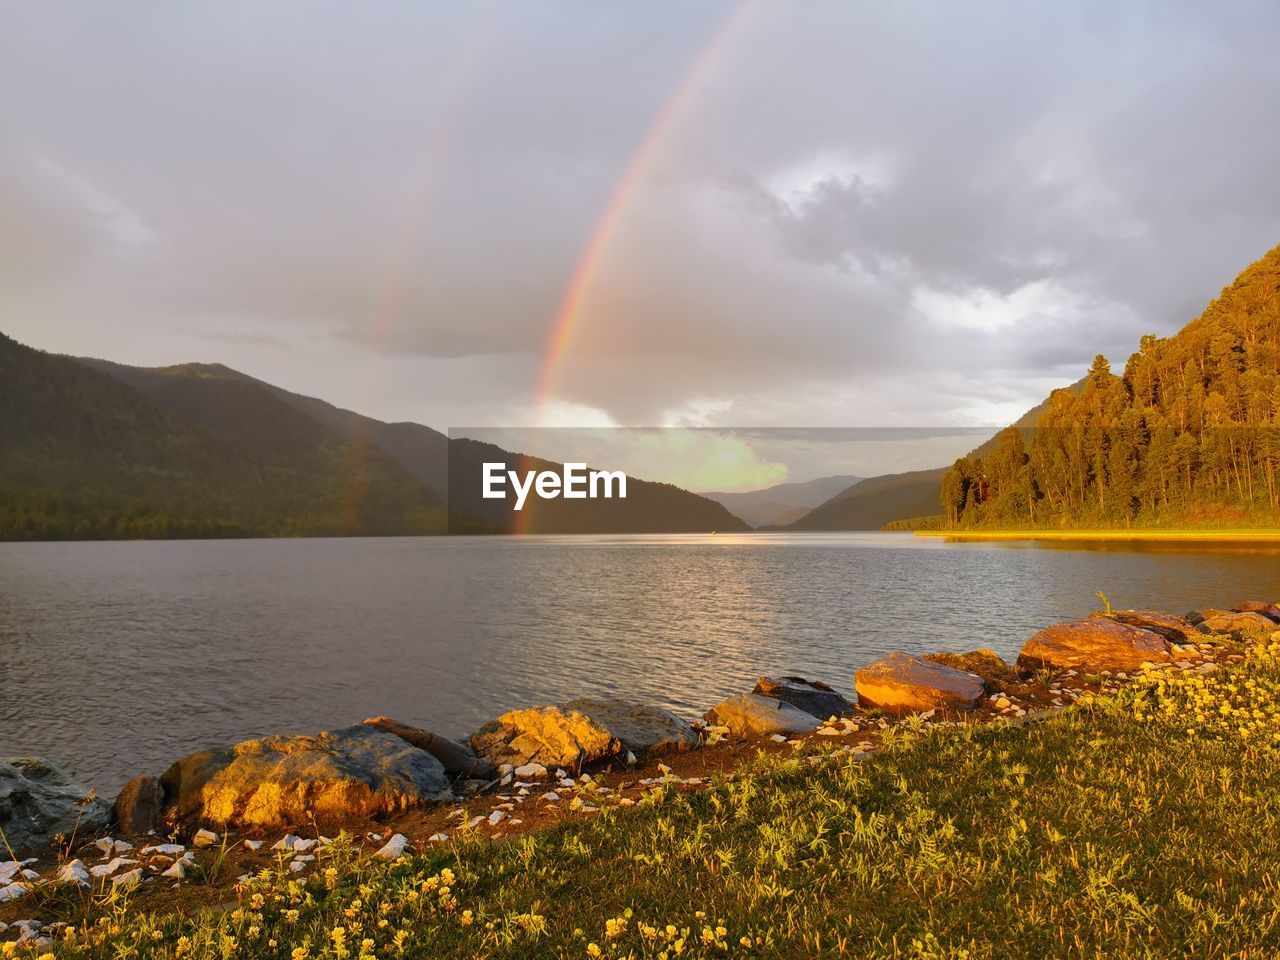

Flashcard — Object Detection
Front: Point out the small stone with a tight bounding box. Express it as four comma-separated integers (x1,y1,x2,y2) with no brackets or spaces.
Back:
488,810,506,825
160,860,187,880
0,883,29,903
141,843,185,857
192,829,218,848
90,857,138,878
112,867,143,888
243,840,263,851
513,762,548,780
428,833,449,842
374,833,410,859
543,791,561,802
55,860,90,887
994,697,1012,709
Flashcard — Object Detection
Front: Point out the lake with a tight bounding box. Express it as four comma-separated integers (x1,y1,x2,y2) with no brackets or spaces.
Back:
4,532,1280,794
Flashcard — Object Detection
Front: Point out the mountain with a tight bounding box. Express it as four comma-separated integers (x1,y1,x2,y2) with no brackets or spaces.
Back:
1,340,747,539
940,243,1280,529
777,468,948,531
699,474,862,528
0,335,446,539
448,438,751,534
777,388,1088,532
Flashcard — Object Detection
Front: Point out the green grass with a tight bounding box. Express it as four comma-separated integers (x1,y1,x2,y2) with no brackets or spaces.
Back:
26,639,1280,959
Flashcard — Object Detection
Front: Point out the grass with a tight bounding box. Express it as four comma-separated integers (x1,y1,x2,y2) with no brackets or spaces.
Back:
19,637,1280,958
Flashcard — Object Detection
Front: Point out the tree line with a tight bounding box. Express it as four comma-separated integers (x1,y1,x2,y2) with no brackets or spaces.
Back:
941,245,1280,529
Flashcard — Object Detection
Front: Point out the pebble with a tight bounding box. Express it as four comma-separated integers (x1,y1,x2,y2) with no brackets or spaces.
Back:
428,833,449,843
160,860,187,880
193,829,219,848
243,840,263,851
90,857,139,878
0,884,29,903
513,762,548,779
488,810,506,825
543,791,561,802
55,860,90,888
374,834,411,859
141,844,185,857
112,868,143,888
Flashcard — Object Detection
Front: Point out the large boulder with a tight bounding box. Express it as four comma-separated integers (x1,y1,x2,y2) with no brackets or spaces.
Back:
114,775,164,835
363,717,495,779
470,706,619,770
1016,619,1171,672
752,676,853,719
0,757,110,855
855,653,987,715
563,699,698,758
922,650,1021,689
1091,610,1203,644
704,693,821,737
1200,611,1277,637
1233,601,1280,624
159,724,450,829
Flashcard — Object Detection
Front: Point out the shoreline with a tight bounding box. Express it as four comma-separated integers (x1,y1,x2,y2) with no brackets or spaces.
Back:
4,602,1279,955
917,528,1280,543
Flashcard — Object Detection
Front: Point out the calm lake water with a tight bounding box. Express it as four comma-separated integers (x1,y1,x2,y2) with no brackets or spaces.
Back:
4,532,1280,793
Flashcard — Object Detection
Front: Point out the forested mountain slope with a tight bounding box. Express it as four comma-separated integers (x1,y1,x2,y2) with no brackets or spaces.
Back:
0,337,446,539
941,244,1280,528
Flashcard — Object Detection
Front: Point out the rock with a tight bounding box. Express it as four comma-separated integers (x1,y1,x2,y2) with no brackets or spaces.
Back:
374,833,410,859
114,775,164,835
112,867,142,888
192,828,219,847
563,698,700,758
922,650,1021,689
855,653,987,715
90,857,138,878
1234,601,1280,624
362,717,495,779
1201,611,1278,637
470,706,619,770
55,860,90,887
0,757,110,856
141,843,184,857
161,858,189,879
752,676,853,719
513,762,548,780
1016,619,1172,672
703,693,822,737
159,724,451,829
1091,610,1204,644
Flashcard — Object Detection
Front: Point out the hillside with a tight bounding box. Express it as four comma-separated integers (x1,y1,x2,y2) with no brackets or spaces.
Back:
448,437,751,534
778,467,947,531
941,243,1280,529
3,345,748,538
700,474,861,527
0,335,446,539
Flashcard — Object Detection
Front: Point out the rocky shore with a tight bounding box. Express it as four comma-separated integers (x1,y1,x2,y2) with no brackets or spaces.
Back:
3,600,1279,951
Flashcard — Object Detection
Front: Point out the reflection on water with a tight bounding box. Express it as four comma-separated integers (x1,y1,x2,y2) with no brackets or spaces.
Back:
3,532,1278,792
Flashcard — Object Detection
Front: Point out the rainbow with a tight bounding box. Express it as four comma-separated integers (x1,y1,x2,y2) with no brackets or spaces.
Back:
531,0,757,426
341,14,502,532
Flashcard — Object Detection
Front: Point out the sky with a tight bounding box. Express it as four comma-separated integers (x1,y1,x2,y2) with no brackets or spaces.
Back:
3,1,1279,453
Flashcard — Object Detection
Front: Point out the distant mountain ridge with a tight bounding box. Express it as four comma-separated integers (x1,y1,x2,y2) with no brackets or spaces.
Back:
699,474,862,528
0,335,446,539
0,336,749,540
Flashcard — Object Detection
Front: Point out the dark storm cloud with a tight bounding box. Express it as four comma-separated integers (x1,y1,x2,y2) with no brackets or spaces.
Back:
1,0,1277,430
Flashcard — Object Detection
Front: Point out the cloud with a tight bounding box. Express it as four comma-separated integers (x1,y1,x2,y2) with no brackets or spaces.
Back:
1,0,1277,436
